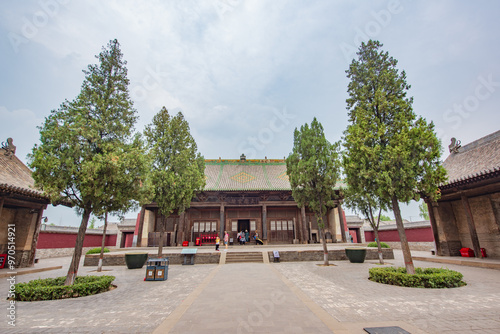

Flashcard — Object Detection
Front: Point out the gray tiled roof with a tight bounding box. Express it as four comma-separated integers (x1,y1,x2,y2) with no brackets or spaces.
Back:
0,147,48,200
442,130,500,186
204,160,291,191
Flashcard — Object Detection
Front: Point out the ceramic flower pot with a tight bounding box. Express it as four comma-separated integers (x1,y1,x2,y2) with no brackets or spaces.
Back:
345,247,367,263
125,252,148,269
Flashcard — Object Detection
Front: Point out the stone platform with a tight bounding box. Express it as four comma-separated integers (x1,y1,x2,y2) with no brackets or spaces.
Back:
83,244,394,266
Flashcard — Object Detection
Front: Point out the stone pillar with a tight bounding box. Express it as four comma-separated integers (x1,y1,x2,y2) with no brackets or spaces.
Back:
136,206,146,247
220,204,225,237
301,206,308,244
338,202,347,243
461,194,482,258
262,204,268,240
434,201,462,256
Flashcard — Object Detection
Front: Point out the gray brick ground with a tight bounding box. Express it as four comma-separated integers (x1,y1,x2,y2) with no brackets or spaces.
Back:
272,251,500,334
1,249,499,333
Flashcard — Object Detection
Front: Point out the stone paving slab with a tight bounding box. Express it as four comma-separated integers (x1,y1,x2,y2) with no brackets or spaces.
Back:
0,257,218,333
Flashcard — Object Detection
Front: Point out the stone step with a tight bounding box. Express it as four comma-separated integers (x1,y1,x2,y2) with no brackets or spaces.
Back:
225,252,263,263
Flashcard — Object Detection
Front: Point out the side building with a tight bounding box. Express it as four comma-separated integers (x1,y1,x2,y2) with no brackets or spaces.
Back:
428,130,500,258
136,157,347,246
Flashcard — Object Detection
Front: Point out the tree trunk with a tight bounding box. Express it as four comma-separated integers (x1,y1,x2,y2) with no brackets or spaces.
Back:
157,216,165,257
320,226,329,266
65,208,91,286
373,227,384,265
391,196,415,274
97,211,108,272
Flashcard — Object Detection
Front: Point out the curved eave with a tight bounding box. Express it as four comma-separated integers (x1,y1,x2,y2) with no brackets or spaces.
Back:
0,183,51,202
439,168,500,190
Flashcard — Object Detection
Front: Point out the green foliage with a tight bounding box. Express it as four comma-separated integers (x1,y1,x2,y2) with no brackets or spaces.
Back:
380,215,392,221
144,107,205,218
367,242,390,248
343,40,447,273
344,40,447,205
86,247,110,254
28,39,146,285
286,117,341,228
14,275,115,301
419,201,430,220
369,267,466,288
89,218,96,229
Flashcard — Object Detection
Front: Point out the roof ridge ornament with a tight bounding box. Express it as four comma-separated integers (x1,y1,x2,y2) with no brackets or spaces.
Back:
240,153,246,162
1,137,16,157
449,137,461,154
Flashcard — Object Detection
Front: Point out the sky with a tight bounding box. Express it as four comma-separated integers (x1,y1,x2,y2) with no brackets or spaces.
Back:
1,0,499,227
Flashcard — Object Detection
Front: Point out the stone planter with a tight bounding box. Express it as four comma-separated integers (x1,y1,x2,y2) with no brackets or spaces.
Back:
125,252,148,269
345,247,367,263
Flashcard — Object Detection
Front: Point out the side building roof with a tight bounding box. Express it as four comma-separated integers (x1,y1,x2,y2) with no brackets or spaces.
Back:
442,130,500,189
0,139,49,201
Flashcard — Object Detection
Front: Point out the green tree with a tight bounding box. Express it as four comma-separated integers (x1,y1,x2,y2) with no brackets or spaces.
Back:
29,39,141,285
380,214,392,221
89,217,96,229
419,201,430,220
92,137,150,272
344,40,446,274
343,188,389,264
144,108,205,256
286,118,341,266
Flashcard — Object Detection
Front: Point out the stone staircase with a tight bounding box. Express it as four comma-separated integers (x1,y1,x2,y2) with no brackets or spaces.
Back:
225,252,264,264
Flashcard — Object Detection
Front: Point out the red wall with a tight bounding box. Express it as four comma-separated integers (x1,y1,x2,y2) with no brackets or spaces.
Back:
364,227,434,242
37,232,117,249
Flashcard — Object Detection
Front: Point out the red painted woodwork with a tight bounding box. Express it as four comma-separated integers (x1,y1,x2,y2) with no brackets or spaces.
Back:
37,232,117,249
124,232,134,248
349,230,358,243
364,226,434,242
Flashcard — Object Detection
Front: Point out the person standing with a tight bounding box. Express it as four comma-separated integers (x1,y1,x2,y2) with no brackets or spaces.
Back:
215,235,220,251
245,230,249,242
224,231,229,250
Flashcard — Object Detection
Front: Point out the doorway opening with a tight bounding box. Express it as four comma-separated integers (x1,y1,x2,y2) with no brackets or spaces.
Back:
237,219,250,233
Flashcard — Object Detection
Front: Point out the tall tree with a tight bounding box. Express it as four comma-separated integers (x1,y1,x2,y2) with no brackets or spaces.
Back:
344,40,446,274
92,136,150,272
343,188,388,264
29,39,141,285
144,107,205,256
286,118,341,266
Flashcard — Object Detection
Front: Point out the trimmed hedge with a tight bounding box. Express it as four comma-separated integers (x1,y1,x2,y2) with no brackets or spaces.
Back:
14,275,115,301
369,267,466,288
86,247,110,255
367,242,390,248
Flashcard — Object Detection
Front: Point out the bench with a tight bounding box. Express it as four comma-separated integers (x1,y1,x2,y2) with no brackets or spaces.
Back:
181,248,197,265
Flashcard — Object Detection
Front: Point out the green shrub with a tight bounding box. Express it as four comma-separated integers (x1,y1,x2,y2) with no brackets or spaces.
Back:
86,247,110,255
369,267,466,288
14,275,115,301
367,241,390,248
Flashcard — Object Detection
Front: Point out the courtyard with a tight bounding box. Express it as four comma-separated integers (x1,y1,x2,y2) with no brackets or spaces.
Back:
1,248,500,334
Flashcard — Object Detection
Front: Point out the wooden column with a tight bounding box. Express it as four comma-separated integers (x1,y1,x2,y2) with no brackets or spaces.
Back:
426,199,441,255
338,202,347,243
461,194,482,258
301,206,307,243
136,206,146,247
262,204,268,240
220,204,225,236
177,212,185,245
28,205,46,267
296,208,304,242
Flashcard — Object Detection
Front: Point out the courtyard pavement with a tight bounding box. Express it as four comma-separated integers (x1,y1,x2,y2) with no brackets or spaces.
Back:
1,247,499,333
